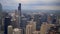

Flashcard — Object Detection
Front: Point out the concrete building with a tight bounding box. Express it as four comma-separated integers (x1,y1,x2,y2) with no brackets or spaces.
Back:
33,31,40,34
40,22,55,34
11,10,20,28
8,25,13,34
40,23,49,34
58,19,60,24
26,25,33,34
11,3,21,28
13,28,22,34
28,19,36,32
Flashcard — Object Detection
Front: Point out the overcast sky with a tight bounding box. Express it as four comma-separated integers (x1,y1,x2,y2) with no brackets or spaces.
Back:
0,0,60,10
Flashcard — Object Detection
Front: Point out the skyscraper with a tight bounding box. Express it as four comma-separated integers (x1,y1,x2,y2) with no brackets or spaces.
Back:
4,17,11,34
8,25,13,34
58,20,60,33
40,23,49,34
0,3,2,31
40,22,55,34
0,3,2,11
13,28,22,34
28,19,36,32
26,25,33,34
26,19,36,34
33,31,40,34
0,3,9,31
18,3,21,28
58,19,60,24
18,3,21,11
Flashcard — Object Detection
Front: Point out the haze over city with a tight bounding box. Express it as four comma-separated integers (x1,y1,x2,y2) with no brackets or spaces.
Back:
0,0,60,10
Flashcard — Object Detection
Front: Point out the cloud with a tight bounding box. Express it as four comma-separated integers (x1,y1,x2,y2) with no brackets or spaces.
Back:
0,0,21,10
0,0,20,6
0,0,60,10
22,5,60,10
21,0,60,4
21,0,60,10
33,6,60,10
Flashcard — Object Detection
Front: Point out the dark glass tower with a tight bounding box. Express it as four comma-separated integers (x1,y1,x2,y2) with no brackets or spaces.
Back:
18,3,21,16
18,3,21,11
0,3,2,11
18,3,21,28
4,17,11,34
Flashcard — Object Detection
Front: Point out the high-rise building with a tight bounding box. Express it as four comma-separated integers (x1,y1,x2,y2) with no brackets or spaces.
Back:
0,3,9,31
33,14,46,30
48,30,56,34
28,19,36,32
47,14,57,24
33,31,40,34
40,23,48,34
8,25,13,34
48,25,60,34
58,19,60,32
0,3,2,31
18,3,21,11
4,17,11,34
47,15,52,24
11,3,21,28
12,10,20,28
58,19,60,24
26,25,33,34
40,23,49,34
40,22,55,34
0,3,2,11
13,28,22,34
18,3,21,28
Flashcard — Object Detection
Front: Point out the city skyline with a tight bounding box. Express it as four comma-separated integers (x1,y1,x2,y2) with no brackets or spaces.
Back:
0,0,60,34
0,0,60,10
